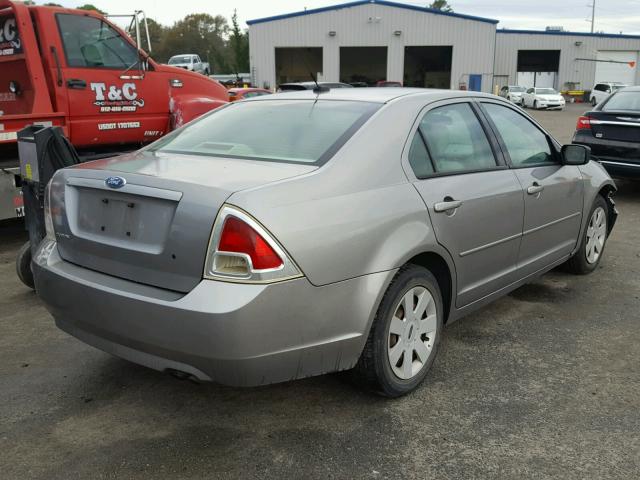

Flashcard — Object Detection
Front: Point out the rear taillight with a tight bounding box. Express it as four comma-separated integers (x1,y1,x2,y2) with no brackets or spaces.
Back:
204,205,302,283
44,181,55,241
576,116,592,130
218,216,283,270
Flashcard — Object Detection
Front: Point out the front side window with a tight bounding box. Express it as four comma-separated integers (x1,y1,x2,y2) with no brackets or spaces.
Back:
57,14,139,69
483,103,554,167
149,100,379,164
413,103,497,174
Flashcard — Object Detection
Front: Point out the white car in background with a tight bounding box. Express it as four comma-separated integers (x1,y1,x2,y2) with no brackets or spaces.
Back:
499,85,526,105
522,87,565,110
590,82,628,106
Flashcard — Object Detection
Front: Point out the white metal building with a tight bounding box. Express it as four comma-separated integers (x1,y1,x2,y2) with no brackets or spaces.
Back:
494,30,640,91
247,0,640,93
247,0,498,92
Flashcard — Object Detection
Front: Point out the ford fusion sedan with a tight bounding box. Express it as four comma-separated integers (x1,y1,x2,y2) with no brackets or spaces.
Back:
33,88,616,397
522,87,566,110
573,86,640,178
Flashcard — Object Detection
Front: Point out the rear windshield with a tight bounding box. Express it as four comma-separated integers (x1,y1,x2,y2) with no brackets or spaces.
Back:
169,56,191,64
602,91,640,111
148,100,379,164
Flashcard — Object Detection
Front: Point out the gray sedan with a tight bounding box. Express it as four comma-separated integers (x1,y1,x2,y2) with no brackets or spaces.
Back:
33,88,617,397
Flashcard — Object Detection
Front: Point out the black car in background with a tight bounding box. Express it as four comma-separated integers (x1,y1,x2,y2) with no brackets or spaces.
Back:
573,86,640,178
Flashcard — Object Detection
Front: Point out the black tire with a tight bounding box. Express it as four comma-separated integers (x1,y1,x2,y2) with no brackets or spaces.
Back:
204,69,209,76
353,264,444,397
591,97,597,106
534,100,539,110
564,195,609,275
16,241,35,289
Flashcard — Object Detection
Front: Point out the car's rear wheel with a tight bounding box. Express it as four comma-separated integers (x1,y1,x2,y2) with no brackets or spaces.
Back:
565,195,609,274
354,265,443,397
591,97,597,106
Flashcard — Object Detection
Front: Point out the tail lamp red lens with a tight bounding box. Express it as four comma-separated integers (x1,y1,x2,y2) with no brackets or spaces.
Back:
218,216,283,270
576,116,592,130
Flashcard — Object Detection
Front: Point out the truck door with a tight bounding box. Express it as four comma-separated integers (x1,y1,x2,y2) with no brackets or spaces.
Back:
55,12,169,148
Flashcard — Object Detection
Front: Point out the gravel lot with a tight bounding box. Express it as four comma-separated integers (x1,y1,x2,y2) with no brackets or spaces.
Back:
1,103,639,479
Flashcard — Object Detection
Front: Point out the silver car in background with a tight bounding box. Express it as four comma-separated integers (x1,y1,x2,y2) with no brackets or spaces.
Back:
33,88,617,397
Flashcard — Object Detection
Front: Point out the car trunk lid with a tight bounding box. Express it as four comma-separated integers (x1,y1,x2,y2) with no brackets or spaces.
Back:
589,111,640,143
49,151,317,292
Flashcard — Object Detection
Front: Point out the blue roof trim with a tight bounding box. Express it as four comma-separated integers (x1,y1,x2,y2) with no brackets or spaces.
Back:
498,29,640,40
247,0,499,26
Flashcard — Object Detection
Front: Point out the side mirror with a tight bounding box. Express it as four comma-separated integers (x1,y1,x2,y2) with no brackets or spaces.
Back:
606,89,611,93
562,144,591,165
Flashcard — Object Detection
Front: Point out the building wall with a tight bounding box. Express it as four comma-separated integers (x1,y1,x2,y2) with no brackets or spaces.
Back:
495,31,640,91
249,3,497,92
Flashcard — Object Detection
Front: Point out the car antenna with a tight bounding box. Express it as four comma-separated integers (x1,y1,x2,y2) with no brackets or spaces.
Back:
309,70,329,94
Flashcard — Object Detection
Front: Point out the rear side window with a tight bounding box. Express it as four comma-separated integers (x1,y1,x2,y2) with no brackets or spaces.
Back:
602,91,640,111
57,14,139,69
482,103,554,167
412,103,497,175
150,100,379,165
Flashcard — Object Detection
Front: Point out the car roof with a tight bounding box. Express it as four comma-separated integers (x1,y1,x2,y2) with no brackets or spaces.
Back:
248,87,499,104
616,85,640,91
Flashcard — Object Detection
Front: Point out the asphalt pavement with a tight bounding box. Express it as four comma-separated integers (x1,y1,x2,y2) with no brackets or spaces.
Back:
1,103,638,479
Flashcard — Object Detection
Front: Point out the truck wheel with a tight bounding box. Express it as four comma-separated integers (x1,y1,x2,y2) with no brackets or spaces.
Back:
204,69,209,76
353,265,443,397
16,241,35,290
564,195,609,275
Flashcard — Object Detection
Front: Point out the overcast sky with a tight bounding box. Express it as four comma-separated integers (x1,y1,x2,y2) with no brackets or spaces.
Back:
58,0,640,34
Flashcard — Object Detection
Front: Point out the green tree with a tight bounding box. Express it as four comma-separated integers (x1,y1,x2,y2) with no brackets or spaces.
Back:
76,4,106,15
228,9,249,73
428,0,453,12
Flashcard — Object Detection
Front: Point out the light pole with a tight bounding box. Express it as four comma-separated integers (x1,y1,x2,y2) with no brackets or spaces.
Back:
590,0,596,33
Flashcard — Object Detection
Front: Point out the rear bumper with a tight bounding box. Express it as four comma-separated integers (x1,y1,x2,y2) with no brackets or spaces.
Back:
573,132,640,178
33,240,391,386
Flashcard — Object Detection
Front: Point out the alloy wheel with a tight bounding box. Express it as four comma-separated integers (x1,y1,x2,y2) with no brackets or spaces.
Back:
387,286,438,380
586,206,607,264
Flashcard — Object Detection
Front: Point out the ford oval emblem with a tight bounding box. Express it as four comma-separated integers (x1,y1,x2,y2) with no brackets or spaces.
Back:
105,176,126,189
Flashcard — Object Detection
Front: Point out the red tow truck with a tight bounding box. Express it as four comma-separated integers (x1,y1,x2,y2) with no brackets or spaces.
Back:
0,0,229,220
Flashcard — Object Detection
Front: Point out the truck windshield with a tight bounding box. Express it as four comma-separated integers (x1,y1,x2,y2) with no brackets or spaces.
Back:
148,100,379,165
169,56,191,64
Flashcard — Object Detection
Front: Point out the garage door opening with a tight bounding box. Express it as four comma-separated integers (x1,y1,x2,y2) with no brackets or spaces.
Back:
403,46,452,89
517,50,560,88
339,47,388,86
594,51,638,85
275,47,323,86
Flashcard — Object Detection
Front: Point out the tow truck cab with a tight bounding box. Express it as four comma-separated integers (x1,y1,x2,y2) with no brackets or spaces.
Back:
0,0,228,158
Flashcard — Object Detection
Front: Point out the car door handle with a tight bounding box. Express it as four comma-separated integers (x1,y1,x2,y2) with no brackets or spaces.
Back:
434,199,463,212
66,78,86,89
527,183,544,195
